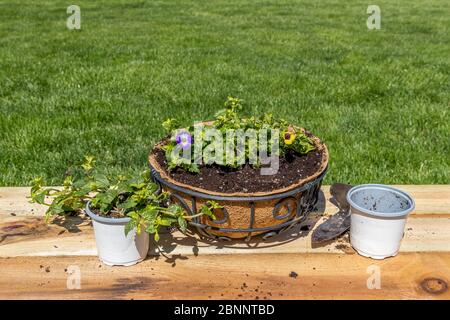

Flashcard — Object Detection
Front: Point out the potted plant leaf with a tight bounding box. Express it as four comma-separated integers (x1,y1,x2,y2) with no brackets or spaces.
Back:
149,97,329,240
30,156,219,266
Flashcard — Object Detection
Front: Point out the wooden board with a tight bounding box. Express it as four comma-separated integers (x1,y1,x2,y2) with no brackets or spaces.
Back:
1,185,449,257
0,185,449,299
0,253,449,300
2,185,450,217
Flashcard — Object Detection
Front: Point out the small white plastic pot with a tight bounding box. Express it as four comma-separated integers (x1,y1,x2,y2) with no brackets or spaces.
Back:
85,202,149,266
347,184,415,260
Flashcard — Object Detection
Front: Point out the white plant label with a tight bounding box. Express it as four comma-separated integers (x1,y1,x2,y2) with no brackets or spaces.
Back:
66,5,81,30
367,5,381,30
366,265,381,289
66,265,81,290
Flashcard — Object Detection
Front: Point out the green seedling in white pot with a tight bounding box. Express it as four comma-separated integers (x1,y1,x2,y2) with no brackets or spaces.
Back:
30,156,219,266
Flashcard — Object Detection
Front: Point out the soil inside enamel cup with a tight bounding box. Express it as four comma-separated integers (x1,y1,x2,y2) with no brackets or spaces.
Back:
347,185,414,218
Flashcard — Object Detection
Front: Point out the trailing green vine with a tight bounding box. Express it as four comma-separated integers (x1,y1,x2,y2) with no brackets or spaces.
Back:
30,156,221,240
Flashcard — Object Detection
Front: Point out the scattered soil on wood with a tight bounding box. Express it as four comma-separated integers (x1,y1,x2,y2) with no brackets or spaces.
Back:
152,135,325,194
334,234,355,254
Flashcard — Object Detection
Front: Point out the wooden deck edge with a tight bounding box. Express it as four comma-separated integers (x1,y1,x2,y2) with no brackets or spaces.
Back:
1,252,449,299
1,185,449,257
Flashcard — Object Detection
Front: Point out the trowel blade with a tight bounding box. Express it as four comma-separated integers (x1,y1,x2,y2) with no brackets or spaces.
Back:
311,183,353,244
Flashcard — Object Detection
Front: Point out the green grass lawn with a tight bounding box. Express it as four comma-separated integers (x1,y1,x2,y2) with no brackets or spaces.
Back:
0,0,449,186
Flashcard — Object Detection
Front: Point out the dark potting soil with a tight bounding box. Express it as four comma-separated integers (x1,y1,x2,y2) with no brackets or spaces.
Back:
152,142,325,194
91,209,125,219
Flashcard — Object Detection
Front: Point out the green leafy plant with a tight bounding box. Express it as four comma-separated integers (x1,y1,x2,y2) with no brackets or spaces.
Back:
162,96,315,172
30,156,221,240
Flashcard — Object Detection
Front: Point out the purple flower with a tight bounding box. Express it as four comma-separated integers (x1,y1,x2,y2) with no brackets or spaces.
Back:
175,130,192,150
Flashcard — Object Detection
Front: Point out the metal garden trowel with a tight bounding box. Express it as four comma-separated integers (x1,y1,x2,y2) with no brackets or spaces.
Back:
311,183,353,244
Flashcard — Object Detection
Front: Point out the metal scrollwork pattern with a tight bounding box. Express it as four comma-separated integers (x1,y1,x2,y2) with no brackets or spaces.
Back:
273,197,297,221
150,166,327,241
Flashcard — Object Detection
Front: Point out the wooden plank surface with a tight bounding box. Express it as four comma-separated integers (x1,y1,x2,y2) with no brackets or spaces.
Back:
1,186,449,257
1,185,449,300
2,185,450,217
0,253,449,299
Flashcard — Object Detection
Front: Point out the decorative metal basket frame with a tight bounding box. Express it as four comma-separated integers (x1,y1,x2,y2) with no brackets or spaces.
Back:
150,165,327,242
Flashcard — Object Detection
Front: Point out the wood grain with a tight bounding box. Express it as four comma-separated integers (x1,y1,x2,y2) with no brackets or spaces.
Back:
1,213,449,257
1,186,449,300
0,253,448,300
1,185,449,218
1,186,449,257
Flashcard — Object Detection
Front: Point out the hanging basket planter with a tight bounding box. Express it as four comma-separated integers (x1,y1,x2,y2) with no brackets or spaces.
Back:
148,133,328,241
